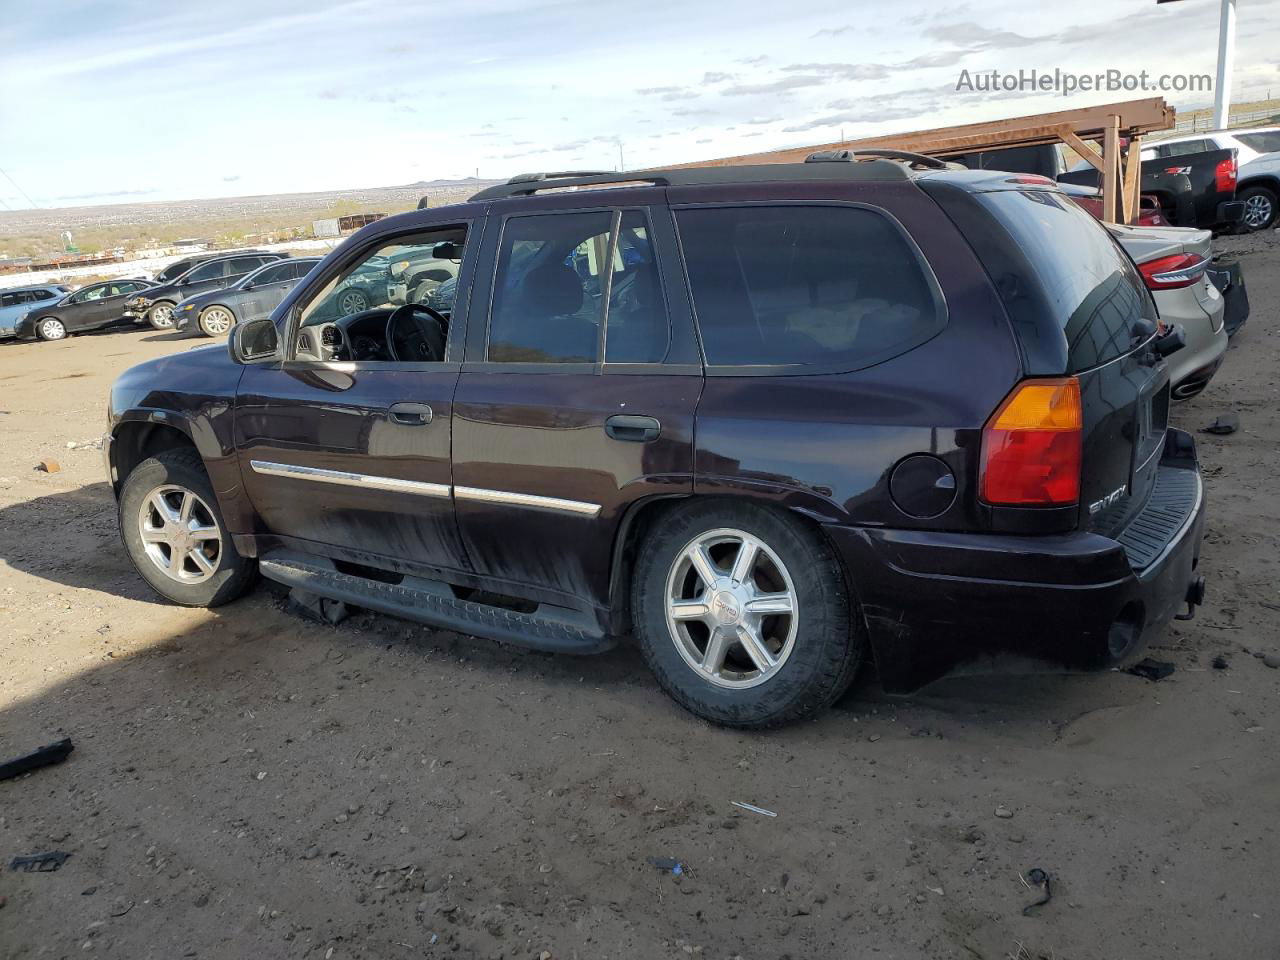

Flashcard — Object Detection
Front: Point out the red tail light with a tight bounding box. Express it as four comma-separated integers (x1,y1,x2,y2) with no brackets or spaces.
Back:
1139,253,1208,290
1214,155,1237,194
980,378,1082,507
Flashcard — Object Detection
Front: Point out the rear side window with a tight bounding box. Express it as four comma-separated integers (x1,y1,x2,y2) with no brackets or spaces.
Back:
1163,138,1211,158
186,261,227,282
973,189,1153,371
675,205,943,369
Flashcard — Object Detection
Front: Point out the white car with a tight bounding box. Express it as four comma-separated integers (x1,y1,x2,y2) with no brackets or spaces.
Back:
1143,127,1280,232
1110,223,1227,400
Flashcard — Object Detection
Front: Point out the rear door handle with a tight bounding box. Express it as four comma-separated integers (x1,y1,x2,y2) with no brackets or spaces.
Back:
388,402,433,425
605,414,661,442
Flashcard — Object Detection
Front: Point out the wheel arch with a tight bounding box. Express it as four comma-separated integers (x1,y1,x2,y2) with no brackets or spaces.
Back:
1238,174,1280,193
109,418,200,494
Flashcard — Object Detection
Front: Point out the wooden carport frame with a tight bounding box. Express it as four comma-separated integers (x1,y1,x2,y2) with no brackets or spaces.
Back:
666,98,1176,225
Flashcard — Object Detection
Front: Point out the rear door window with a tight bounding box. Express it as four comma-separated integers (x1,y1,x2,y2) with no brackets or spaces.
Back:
487,211,612,364
186,261,227,283
675,205,943,369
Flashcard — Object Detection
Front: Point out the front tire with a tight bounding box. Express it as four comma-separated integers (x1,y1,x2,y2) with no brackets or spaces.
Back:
36,317,67,341
1238,185,1278,233
336,287,370,316
119,448,257,607
147,301,176,329
633,501,860,728
198,305,237,337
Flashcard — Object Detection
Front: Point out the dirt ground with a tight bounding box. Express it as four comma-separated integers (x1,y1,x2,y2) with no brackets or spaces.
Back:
1,237,1278,960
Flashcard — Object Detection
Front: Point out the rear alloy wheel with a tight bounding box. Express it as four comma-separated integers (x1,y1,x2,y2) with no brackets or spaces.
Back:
1238,185,1278,232
36,317,66,341
147,301,176,329
198,305,236,337
634,501,861,728
337,288,370,316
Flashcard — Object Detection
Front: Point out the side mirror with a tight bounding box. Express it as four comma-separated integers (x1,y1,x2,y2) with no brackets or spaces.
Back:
229,318,280,364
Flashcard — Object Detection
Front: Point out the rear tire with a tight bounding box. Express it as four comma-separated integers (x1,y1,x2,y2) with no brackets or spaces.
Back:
119,448,257,607
632,500,860,728
147,301,176,329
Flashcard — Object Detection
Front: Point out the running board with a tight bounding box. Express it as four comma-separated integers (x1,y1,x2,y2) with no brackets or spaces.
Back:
259,552,615,655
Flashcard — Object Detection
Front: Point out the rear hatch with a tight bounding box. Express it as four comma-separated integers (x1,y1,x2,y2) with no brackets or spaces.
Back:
923,178,1169,536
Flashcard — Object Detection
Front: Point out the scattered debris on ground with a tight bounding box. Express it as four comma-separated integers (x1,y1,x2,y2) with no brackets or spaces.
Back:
0,737,73,782
1021,867,1053,916
1203,413,1240,435
730,800,776,817
9,852,71,873
286,587,350,625
33,459,60,473
1124,658,1176,682
647,857,685,876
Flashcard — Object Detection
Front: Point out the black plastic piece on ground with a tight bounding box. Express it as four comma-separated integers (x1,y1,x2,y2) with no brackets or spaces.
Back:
1022,867,1052,916
0,738,74,782
1125,658,1175,682
1203,413,1239,435
10,852,71,873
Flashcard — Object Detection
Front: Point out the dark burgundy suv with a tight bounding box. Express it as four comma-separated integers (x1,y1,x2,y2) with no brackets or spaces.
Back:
105,154,1207,727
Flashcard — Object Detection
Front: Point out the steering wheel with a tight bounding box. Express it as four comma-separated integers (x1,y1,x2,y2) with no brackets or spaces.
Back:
386,303,448,362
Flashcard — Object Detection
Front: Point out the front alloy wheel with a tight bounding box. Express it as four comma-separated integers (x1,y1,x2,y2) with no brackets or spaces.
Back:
137,484,222,583
337,288,370,316
198,306,236,337
665,528,799,688
148,302,175,329
37,318,66,341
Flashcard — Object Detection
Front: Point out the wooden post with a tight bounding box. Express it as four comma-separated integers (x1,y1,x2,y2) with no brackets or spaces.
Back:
1123,135,1143,224
1102,115,1121,223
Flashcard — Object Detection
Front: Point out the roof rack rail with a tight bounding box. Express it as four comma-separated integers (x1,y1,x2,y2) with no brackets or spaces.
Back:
806,148,957,170
508,170,614,184
467,158,921,201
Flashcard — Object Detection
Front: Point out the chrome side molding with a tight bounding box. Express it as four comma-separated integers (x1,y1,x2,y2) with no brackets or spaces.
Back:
249,460,602,517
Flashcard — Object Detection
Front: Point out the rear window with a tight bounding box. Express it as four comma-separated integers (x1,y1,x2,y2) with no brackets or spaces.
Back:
1236,131,1280,154
972,189,1154,372
675,205,943,369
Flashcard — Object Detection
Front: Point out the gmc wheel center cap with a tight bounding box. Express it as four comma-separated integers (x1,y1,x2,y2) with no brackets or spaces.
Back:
711,590,742,625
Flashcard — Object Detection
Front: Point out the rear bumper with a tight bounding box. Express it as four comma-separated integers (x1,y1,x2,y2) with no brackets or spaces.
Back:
826,429,1206,691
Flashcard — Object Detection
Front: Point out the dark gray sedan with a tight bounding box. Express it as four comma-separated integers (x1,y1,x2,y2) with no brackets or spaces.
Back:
174,258,320,337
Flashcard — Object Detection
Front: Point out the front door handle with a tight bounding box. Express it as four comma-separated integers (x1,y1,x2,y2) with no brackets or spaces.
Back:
605,414,661,442
388,402,433,426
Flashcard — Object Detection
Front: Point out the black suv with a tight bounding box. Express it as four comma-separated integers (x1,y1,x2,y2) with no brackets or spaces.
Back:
105,157,1207,727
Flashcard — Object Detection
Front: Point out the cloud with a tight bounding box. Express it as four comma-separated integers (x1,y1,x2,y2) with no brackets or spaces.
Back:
781,62,890,81
781,105,925,133
696,138,713,144
222,175,241,182
721,75,827,96
923,21,1038,51
56,188,159,201
736,55,768,65
702,71,733,84
745,116,782,125
811,25,854,38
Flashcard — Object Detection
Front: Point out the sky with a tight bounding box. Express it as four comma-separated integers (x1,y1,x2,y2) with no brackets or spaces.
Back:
1,0,1278,209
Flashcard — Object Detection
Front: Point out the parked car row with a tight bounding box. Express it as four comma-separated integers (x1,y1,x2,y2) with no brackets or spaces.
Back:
104,154,1220,726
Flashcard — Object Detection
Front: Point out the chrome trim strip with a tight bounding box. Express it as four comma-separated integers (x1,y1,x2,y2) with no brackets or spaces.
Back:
454,485,601,517
249,460,451,499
